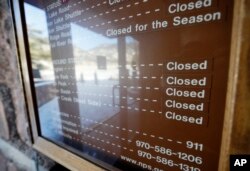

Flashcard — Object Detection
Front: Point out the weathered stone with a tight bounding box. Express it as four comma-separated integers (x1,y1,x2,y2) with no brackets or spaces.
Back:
0,0,31,145
0,84,19,139
0,153,7,171
0,0,54,170
0,99,9,139
12,86,31,145
7,162,18,171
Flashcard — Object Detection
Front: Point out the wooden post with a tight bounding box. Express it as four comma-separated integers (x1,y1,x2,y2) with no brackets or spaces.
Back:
219,0,250,170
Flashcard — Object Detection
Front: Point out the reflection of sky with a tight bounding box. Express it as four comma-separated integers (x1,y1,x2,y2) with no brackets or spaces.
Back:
24,3,117,50
71,23,119,81
71,24,116,50
24,3,48,37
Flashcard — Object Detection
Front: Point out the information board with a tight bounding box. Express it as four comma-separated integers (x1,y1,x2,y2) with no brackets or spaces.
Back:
23,0,233,170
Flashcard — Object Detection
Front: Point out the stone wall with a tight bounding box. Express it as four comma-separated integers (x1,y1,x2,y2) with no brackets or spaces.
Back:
0,0,54,170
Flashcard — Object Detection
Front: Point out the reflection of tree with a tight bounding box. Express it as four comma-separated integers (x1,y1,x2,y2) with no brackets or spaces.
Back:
27,26,51,69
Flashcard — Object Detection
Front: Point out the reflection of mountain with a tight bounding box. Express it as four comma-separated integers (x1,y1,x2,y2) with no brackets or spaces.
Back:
28,27,51,68
73,41,139,64
27,26,54,80
72,40,139,81
73,43,118,63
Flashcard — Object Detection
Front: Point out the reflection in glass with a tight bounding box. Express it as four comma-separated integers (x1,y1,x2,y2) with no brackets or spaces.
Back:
71,23,120,130
24,1,145,166
24,1,162,169
23,0,232,170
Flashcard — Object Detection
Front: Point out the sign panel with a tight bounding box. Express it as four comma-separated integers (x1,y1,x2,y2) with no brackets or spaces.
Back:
23,0,233,170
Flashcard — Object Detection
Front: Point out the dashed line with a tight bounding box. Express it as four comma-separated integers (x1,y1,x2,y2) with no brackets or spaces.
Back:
81,140,119,155
83,127,133,143
83,118,166,142
79,0,151,26
118,63,163,68
116,85,160,90
54,112,184,145
75,84,160,91
84,134,122,149
86,7,160,28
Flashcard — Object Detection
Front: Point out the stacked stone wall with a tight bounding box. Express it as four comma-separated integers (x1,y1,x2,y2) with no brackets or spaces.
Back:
0,0,54,170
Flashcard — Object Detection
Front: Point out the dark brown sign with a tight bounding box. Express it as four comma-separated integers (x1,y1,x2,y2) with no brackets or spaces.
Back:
23,0,234,170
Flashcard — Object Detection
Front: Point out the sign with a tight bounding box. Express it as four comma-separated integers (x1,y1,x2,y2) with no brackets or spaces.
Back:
22,0,234,170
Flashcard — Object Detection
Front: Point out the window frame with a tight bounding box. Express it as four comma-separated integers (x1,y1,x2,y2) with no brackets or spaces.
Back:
10,0,244,171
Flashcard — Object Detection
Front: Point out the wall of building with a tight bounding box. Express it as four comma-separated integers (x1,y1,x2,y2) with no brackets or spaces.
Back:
0,0,54,170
